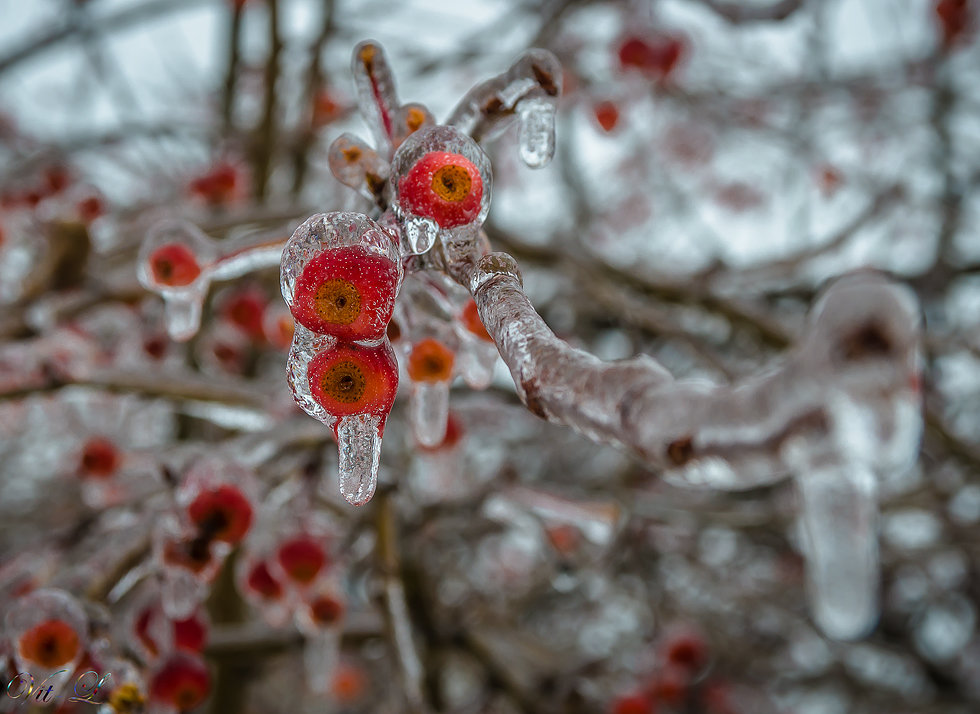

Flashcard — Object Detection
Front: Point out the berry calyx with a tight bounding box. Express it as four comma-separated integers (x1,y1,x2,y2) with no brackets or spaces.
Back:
290,245,398,340
186,484,253,545
407,338,455,383
18,619,80,668
277,535,328,586
308,342,398,419
148,243,202,287
398,151,483,228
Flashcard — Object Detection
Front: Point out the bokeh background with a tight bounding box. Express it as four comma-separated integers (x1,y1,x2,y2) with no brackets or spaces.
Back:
1,1,979,713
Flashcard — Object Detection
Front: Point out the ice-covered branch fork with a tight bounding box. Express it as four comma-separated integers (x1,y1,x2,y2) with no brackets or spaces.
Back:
465,253,923,639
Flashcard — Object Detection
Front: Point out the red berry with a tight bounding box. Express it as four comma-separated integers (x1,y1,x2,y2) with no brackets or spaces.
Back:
173,613,207,653
79,437,121,479
398,151,484,228
189,163,239,205
936,0,972,47
134,607,160,656
187,484,253,545
246,561,283,600
277,535,328,586
618,34,686,80
148,243,202,287
461,299,493,342
290,245,398,340
331,662,367,703
77,196,104,223
149,656,210,712
594,101,620,132
308,342,398,420
18,619,80,668
407,338,455,383
308,594,345,626
610,693,654,714
312,90,344,127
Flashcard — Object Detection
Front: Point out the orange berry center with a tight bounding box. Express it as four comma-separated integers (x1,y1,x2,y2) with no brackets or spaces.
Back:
431,165,472,203
408,339,455,382
318,359,367,404
313,279,361,325
19,619,79,668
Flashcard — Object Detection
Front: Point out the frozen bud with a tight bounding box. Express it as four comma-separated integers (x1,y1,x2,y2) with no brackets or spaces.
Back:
327,133,390,203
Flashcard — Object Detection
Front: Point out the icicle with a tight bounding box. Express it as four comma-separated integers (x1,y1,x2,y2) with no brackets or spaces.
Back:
351,41,400,155
457,340,497,389
445,48,562,168
303,627,342,695
787,429,880,641
161,292,203,342
328,133,390,205
516,94,558,169
411,380,450,447
335,414,383,506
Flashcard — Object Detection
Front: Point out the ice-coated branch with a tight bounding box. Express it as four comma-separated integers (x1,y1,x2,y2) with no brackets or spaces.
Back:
446,49,562,168
464,253,922,639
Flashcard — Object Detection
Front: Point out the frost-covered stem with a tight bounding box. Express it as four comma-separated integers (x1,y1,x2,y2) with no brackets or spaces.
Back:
466,253,921,488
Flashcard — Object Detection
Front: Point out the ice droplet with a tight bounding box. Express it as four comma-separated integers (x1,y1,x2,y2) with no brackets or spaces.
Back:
458,340,497,389
401,214,438,254
411,380,450,447
162,292,204,342
517,95,557,169
796,460,878,640
303,627,342,695
335,413,383,506
470,252,522,293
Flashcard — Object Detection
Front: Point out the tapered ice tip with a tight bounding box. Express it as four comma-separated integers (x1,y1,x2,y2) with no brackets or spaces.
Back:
336,414,383,506
411,381,450,448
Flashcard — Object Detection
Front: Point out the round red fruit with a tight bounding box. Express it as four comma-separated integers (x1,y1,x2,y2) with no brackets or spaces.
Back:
187,484,253,545
399,151,483,228
291,245,398,339
148,243,202,287
308,342,398,419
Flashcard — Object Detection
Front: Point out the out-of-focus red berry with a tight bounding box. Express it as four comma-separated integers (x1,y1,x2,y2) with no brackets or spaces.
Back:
308,342,399,420
163,537,213,575
545,523,581,555
312,89,344,128
173,613,207,653
149,656,210,712
246,561,283,600
134,607,160,656
44,166,72,195
148,243,202,287
79,437,121,479
187,484,253,545
189,163,239,205
816,164,844,197
663,629,707,672
18,619,80,668
648,665,690,706
308,594,344,626
610,693,654,714
594,101,620,132
936,0,972,48
618,34,687,80
461,299,493,342
224,291,266,340
399,151,483,228
143,334,169,361
714,182,765,212
290,245,398,340
407,338,455,383
277,535,328,586
331,662,367,703
76,196,104,223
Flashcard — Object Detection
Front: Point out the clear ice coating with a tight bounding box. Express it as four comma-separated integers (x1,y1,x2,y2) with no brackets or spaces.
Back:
4,588,87,678
390,125,492,255
209,239,285,281
336,413,383,506
328,133,391,203
351,40,400,154
137,219,217,342
445,48,562,168
411,380,450,447
457,339,497,389
517,95,558,169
